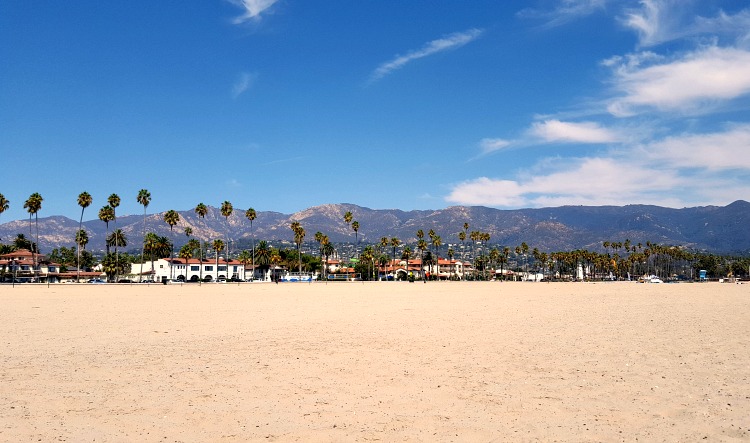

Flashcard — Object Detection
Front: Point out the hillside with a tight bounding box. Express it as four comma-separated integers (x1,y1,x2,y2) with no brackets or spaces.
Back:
1,201,749,254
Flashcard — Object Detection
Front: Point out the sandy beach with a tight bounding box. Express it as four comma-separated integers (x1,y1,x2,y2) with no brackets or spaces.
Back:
1,281,748,442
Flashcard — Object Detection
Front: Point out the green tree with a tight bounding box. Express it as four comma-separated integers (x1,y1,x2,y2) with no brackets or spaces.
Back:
76,191,92,282
164,209,180,279
290,220,305,273
254,240,271,279
98,205,115,253
212,238,225,281
194,202,208,281
136,189,151,282
75,229,89,271
220,201,233,260
23,192,43,280
0,193,8,241
245,207,257,279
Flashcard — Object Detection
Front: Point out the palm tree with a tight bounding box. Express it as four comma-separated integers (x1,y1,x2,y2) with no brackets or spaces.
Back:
343,210,353,275
447,247,455,280
390,237,400,279
164,209,180,280
195,203,208,282
98,205,115,254
237,249,252,280
220,201,233,260
107,193,121,278
351,220,360,256
417,238,428,280
458,231,467,280
178,243,194,281
402,246,412,281
212,239,225,281
290,220,305,274
245,207,256,279
75,229,89,271
76,191,93,283
23,193,43,280
431,234,442,279
321,238,334,280
254,240,271,280
0,193,9,241
106,229,127,282
136,189,151,282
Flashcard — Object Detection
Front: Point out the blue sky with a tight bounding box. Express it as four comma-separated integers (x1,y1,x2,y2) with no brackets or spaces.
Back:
1,0,749,221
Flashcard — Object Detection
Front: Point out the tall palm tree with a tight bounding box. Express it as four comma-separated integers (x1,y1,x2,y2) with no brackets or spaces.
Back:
351,220,360,257
402,246,412,281
321,239,334,280
164,209,180,280
417,238,428,280
23,193,43,280
254,240,271,280
107,193,121,278
98,205,115,254
290,220,305,274
390,237,400,279
447,247,454,280
75,229,89,270
0,193,9,241
245,207,256,279
136,189,151,282
76,191,92,283
220,201,233,260
194,203,208,282
106,229,127,282
212,239,225,281
431,234,442,279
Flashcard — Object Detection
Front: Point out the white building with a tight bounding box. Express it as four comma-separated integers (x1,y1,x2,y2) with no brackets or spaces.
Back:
130,257,247,282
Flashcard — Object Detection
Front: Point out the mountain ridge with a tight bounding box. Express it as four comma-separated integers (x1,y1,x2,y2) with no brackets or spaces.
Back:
1,201,748,255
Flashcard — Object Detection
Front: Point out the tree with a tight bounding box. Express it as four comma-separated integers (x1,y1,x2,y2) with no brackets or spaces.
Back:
164,209,180,280
195,203,208,282
212,239,225,281
98,205,115,252
417,238,428,280
220,201,233,260
431,234,442,279
343,210,353,275
75,229,89,271
352,220,360,256
0,193,8,240
290,220,305,274
136,189,151,282
106,228,128,281
23,193,43,280
76,191,92,282
245,207,256,279
390,237,400,280
447,247,455,280
321,239,334,280
107,193,121,280
254,240,271,279
402,246,412,281
458,231,467,280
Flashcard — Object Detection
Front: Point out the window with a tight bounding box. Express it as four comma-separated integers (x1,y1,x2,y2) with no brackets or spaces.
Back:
191,266,199,271
233,266,238,272
204,266,213,271
218,266,227,272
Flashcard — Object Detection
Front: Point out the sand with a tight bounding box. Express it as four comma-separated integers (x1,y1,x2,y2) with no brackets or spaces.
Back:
1,281,748,442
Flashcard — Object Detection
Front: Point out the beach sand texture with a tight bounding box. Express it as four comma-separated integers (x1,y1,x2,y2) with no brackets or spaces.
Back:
1,281,748,442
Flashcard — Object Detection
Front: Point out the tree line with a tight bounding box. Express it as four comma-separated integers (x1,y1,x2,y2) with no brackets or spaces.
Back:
1,191,748,282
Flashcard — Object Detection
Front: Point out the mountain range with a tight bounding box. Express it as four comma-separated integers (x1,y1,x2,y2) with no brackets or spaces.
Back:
1,201,749,255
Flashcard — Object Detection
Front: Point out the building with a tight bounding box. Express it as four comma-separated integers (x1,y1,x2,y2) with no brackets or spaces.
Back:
129,257,247,282
0,249,103,283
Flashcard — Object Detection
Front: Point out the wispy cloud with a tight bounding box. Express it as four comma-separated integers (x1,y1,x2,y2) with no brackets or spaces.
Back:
228,0,279,24
621,0,750,47
605,45,750,116
446,124,750,208
518,0,609,28
369,28,483,82
530,119,622,143
232,72,257,99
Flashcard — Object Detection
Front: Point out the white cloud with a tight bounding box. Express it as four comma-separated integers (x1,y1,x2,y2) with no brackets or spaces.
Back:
446,124,750,209
642,123,750,170
479,138,512,154
606,45,750,116
229,0,278,24
518,0,608,28
622,0,750,47
232,72,257,99
530,119,622,143
370,28,483,82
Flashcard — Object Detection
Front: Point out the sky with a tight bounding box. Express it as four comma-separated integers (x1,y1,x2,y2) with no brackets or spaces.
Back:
1,0,750,221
